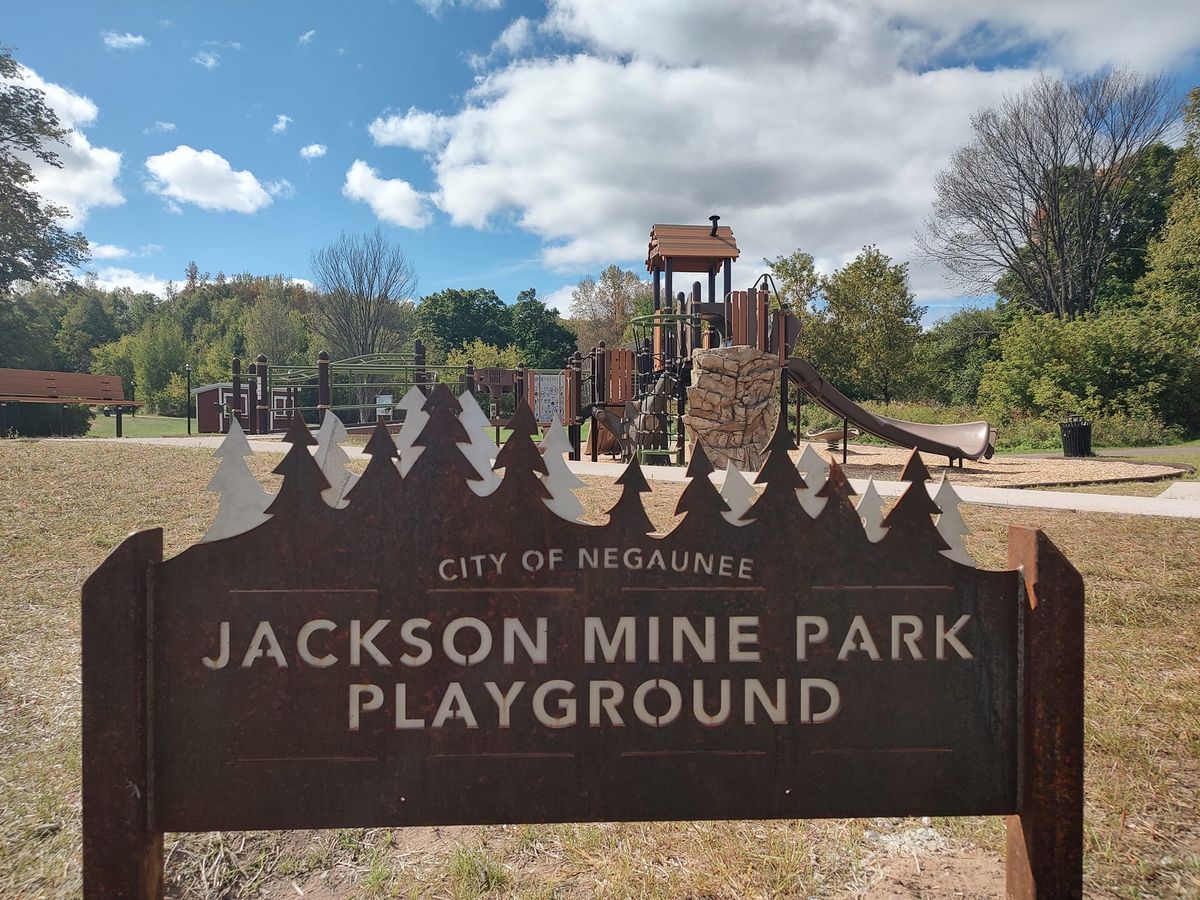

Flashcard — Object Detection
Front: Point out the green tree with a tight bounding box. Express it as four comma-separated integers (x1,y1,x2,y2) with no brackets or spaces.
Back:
913,307,1001,406
0,289,60,369
90,334,136,388
55,292,116,372
1136,88,1200,309
508,288,576,368
1097,142,1178,307
821,246,924,404
0,47,88,291
445,339,523,370
764,250,821,312
156,371,190,417
416,288,510,361
129,316,188,408
244,279,308,365
978,308,1200,428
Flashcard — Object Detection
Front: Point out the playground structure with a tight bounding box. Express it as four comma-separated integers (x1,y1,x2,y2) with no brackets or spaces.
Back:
570,218,996,468
213,342,576,444
220,216,994,468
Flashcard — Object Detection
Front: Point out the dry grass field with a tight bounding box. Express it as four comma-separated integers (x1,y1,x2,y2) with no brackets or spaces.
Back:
1,441,1197,898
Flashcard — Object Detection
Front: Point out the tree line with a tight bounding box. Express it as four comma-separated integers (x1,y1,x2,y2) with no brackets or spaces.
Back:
0,242,582,434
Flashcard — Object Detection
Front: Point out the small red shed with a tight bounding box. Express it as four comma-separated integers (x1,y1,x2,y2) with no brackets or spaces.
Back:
191,383,293,434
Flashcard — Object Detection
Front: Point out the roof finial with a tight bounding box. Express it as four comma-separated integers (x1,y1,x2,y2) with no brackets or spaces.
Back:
709,214,720,236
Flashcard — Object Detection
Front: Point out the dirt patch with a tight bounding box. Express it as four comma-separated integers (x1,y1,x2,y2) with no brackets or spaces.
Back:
862,850,1004,899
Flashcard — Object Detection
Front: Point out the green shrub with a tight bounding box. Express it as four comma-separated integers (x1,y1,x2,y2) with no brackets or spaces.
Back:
978,306,1200,430
1,403,94,437
1092,413,1184,448
153,372,189,417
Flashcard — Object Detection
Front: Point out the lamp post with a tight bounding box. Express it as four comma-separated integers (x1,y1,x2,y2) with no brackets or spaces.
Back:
185,364,192,435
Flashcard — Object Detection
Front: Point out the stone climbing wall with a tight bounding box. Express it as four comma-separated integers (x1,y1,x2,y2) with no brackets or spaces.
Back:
683,345,779,470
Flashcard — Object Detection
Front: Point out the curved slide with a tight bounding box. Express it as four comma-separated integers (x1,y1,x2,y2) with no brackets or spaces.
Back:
786,358,995,463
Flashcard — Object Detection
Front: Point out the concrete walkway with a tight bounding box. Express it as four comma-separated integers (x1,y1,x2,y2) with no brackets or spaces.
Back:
80,435,1200,519
578,460,1200,519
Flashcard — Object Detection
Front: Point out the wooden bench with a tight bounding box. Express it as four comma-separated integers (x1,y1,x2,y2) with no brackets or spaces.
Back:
0,367,141,436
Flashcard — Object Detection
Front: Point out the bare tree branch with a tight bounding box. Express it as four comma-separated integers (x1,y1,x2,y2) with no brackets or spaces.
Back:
919,70,1175,318
308,228,419,358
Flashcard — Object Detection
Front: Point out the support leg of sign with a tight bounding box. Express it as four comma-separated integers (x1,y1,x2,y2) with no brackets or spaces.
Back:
81,528,164,899
1006,526,1084,899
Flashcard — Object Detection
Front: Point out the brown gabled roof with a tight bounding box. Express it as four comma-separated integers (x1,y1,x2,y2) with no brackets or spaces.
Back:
646,223,740,273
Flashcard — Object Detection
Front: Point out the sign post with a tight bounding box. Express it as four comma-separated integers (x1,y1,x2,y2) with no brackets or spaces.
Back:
81,389,1084,898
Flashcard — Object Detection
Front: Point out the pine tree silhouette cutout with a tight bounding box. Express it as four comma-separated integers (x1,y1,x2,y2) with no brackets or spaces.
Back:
406,383,483,491
881,450,950,556
813,459,866,536
674,443,730,534
491,402,552,505
394,386,429,476
719,461,756,526
933,475,976,566
810,459,874,575
795,443,830,519
748,412,808,525
606,456,655,536
345,418,405,501
266,414,331,520
539,417,586,523
202,418,271,542
857,477,888,543
457,389,501,496
314,412,357,508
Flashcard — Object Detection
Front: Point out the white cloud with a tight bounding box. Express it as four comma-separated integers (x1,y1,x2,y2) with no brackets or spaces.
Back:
885,0,1200,70
300,143,327,159
87,267,166,295
467,16,534,70
298,29,317,45
144,145,272,213
418,0,502,15
192,50,220,69
143,120,177,134
101,31,147,50
371,0,1200,302
342,160,431,228
542,284,574,316
289,277,315,290
272,114,292,134
494,17,532,55
369,107,452,151
90,243,130,260
5,66,123,226
88,242,163,259
266,178,295,199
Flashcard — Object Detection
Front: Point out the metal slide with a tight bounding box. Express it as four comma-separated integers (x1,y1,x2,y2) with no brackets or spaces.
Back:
786,357,995,463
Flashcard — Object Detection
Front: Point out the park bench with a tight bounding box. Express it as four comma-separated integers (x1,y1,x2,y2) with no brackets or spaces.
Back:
0,367,141,436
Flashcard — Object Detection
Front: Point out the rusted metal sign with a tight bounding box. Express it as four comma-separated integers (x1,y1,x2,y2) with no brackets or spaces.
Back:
81,384,1084,898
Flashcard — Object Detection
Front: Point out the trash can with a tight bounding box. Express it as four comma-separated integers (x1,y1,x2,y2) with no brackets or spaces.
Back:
1060,414,1093,457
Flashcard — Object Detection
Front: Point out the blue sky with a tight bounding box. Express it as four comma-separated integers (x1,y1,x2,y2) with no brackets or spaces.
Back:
8,1,1200,323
